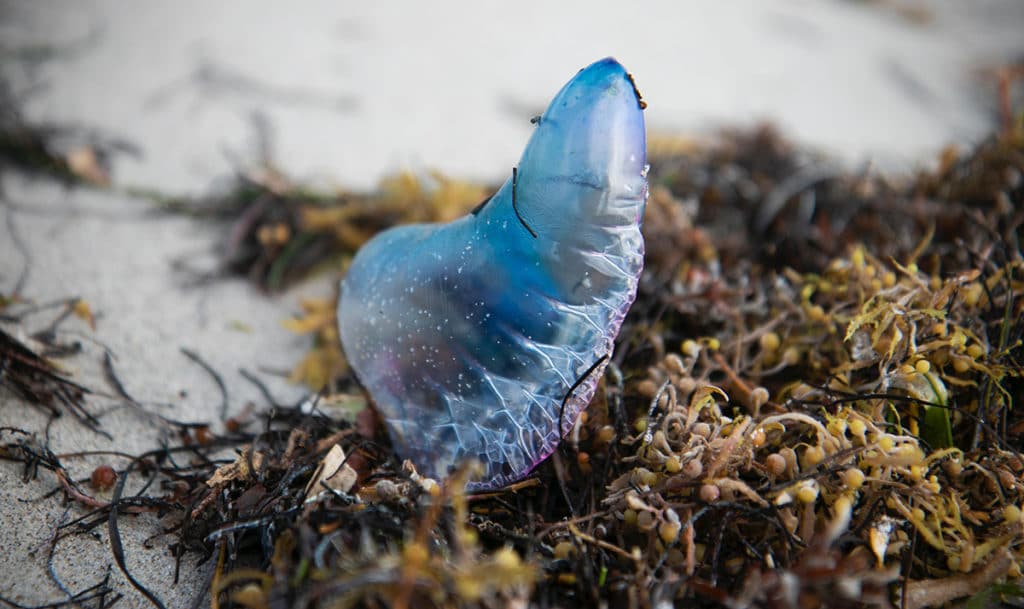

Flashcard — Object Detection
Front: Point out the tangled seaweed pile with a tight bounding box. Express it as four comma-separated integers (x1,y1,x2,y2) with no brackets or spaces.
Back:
198,125,1023,608
2,118,1023,608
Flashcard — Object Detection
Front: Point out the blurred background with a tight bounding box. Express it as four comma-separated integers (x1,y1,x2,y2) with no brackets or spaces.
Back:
3,0,1023,193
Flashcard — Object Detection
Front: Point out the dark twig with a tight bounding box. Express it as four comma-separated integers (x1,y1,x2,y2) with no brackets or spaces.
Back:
558,354,610,439
102,351,136,404
239,368,281,409
1,200,31,295
108,459,167,609
180,348,229,419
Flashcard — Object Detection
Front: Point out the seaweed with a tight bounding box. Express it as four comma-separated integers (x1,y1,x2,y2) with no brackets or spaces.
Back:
250,122,1022,608
0,308,101,436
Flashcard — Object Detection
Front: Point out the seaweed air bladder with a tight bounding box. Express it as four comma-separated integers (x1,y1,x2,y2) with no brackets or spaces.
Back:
338,57,648,490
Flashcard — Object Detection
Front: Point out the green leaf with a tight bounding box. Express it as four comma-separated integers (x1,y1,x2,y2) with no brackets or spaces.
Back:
920,372,953,449
966,582,1024,609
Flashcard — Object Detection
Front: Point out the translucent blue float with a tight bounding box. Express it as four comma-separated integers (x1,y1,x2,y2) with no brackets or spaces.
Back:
338,57,647,490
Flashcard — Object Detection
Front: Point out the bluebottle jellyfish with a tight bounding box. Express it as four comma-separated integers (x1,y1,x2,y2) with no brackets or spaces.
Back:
338,57,647,490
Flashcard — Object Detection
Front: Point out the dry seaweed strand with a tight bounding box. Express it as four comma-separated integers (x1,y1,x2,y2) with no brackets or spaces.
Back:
0,77,133,188
0,324,102,437
136,165,489,294
259,122,1021,607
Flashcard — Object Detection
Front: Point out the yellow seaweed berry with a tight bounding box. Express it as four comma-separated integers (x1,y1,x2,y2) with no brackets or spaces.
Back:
842,468,866,490
457,577,483,601
577,452,591,474
760,332,781,352
658,508,683,545
966,344,985,359
898,443,925,462
659,520,682,545
72,299,96,329
622,509,638,526
554,541,576,560
827,417,847,437
802,445,825,468
636,379,659,398
765,453,787,477
664,353,686,375
492,547,521,570
915,360,931,374
1004,505,1022,524
665,455,682,473
848,419,867,442
699,483,720,503
750,387,770,410
962,282,983,307
796,481,819,504
681,339,700,358
231,584,268,609
403,541,430,567
639,468,659,487
852,247,865,269
692,422,712,438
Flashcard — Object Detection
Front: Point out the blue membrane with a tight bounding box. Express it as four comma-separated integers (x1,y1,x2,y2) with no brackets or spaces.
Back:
339,58,647,490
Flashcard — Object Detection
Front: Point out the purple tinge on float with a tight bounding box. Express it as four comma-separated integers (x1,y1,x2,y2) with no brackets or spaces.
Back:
338,57,647,490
